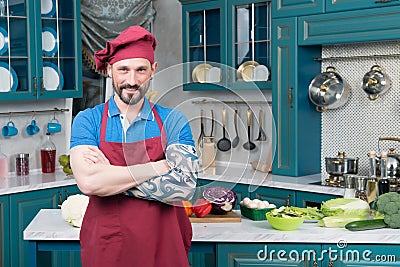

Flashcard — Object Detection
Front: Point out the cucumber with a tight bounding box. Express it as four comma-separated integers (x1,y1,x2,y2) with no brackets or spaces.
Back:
345,219,387,231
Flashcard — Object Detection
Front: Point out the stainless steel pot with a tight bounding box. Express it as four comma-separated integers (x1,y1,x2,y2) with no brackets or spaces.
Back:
362,65,391,100
374,137,400,178
325,151,359,176
308,67,350,112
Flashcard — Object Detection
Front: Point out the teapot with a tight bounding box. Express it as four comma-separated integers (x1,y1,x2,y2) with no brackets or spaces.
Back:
370,137,400,179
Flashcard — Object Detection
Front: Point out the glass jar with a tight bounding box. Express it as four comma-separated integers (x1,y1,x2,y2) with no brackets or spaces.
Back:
16,153,29,176
40,132,56,173
0,145,8,178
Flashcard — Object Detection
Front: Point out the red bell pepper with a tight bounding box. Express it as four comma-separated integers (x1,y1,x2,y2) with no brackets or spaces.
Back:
193,198,212,218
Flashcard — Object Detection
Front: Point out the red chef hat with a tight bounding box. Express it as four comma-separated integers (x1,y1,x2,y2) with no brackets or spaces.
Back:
94,26,157,71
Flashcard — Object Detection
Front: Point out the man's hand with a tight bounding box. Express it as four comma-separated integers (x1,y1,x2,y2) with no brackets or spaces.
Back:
82,146,110,165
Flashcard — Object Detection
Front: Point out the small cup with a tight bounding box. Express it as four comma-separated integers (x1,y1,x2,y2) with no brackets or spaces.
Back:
26,119,40,136
2,121,18,137
47,118,62,133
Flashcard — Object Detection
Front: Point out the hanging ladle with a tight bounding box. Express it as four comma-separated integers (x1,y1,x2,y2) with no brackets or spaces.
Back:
197,109,205,148
217,106,231,151
232,108,240,148
243,108,256,150
255,109,267,141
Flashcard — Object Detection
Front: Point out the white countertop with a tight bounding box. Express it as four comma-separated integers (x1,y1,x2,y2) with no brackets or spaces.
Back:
0,169,76,196
24,209,400,244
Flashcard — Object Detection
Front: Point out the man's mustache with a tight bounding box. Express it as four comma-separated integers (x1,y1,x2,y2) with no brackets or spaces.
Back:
119,84,141,90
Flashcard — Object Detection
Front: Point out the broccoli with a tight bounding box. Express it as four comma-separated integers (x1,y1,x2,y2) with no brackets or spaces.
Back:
376,192,400,228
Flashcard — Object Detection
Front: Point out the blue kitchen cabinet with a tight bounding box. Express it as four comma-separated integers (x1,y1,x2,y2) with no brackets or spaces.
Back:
217,243,320,266
0,195,10,267
272,0,324,18
179,0,272,91
271,17,321,176
295,191,339,208
9,185,82,267
298,5,400,46
326,0,400,13
251,186,295,207
0,0,82,101
320,244,400,266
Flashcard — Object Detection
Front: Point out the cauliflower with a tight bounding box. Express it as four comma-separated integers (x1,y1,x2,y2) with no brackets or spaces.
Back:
61,194,89,228
376,192,400,228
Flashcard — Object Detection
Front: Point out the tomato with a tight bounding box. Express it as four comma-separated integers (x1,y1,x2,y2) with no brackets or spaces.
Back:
193,198,212,218
182,200,193,216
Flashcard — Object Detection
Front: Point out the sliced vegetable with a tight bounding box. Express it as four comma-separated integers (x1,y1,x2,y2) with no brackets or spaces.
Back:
182,200,193,216
345,219,387,231
193,198,212,218
203,186,237,215
317,215,364,228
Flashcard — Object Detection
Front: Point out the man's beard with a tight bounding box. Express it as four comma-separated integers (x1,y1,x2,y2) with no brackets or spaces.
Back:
113,81,149,105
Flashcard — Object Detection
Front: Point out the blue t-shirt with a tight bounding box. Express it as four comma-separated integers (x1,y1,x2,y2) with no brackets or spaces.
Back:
70,96,194,149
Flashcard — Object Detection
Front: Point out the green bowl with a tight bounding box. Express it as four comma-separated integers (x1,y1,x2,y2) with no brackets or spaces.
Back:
266,213,304,231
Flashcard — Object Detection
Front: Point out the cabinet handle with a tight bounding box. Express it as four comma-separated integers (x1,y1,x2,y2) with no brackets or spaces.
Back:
288,87,294,108
328,258,334,267
286,194,292,206
33,76,37,96
39,76,44,96
58,191,63,206
312,250,318,267
64,189,69,199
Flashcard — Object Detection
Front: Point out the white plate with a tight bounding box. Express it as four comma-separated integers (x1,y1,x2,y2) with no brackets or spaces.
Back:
252,65,270,81
206,67,221,83
42,27,57,56
43,62,64,91
0,62,18,92
0,27,8,55
192,63,212,83
41,0,56,17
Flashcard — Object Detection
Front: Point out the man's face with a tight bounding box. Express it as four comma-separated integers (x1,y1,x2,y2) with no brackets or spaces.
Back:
108,58,156,105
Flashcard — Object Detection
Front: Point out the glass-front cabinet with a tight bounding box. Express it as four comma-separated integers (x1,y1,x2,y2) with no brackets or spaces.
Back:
0,0,82,101
180,0,271,91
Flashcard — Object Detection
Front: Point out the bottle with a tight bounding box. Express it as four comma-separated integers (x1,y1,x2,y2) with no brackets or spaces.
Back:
378,152,390,195
0,145,8,178
40,132,56,173
16,153,29,176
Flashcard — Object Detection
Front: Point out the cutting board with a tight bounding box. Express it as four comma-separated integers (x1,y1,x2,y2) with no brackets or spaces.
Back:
189,211,241,223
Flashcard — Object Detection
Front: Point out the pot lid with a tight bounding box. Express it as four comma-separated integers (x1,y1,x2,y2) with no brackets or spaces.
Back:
308,68,345,107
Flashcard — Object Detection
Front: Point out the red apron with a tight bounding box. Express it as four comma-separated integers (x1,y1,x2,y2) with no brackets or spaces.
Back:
80,101,192,267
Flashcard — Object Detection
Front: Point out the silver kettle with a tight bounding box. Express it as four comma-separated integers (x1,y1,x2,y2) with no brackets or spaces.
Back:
373,137,400,178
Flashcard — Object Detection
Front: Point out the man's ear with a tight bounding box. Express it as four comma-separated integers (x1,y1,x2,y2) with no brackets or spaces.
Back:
106,63,112,77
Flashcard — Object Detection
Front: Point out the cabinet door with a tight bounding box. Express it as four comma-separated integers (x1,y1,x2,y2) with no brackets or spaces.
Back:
296,191,339,208
217,243,319,266
326,0,400,13
181,1,227,91
9,187,59,267
0,195,10,267
272,0,324,18
271,17,321,176
227,0,272,90
251,186,295,207
320,244,400,266
0,0,81,101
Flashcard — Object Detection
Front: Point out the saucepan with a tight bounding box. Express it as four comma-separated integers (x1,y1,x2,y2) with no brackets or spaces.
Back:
308,67,350,112
325,151,359,176
362,65,391,101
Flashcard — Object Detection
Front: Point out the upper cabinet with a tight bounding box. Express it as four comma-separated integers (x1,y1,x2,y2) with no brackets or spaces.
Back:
326,0,400,13
272,0,324,18
0,0,82,101
180,0,271,91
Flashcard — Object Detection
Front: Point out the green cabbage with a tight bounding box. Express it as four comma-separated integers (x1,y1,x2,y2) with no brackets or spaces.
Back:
321,198,370,218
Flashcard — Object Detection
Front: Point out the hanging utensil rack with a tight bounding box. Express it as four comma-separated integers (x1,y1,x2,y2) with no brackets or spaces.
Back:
192,99,272,106
314,53,400,61
0,108,69,117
